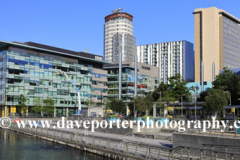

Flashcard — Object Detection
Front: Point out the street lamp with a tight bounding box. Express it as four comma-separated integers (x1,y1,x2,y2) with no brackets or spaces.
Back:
181,94,185,118
190,85,199,120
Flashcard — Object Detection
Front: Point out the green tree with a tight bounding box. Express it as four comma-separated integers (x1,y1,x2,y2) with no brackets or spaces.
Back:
213,67,240,105
197,90,209,102
31,97,43,114
204,88,229,117
42,97,55,116
134,96,145,116
143,94,154,115
17,94,28,115
167,73,191,102
127,100,134,114
130,95,154,117
108,98,126,114
103,98,111,117
152,74,190,102
152,82,168,101
85,99,95,107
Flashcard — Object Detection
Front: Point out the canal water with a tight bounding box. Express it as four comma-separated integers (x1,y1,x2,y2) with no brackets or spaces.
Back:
0,129,108,160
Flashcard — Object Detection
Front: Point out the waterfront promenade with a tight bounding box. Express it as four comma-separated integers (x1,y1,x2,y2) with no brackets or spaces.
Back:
9,122,173,160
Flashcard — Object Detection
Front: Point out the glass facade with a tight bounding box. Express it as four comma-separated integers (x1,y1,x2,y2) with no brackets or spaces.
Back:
222,17,240,69
0,45,106,117
91,70,108,106
106,67,159,102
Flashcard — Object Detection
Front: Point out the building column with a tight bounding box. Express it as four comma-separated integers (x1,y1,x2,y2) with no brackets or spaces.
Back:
54,107,56,118
4,106,7,117
153,103,156,118
164,107,167,118
66,107,68,117
126,105,129,116
26,108,28,117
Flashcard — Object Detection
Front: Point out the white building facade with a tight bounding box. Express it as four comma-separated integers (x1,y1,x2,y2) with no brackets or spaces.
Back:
137,40,194,82
104,10,134,62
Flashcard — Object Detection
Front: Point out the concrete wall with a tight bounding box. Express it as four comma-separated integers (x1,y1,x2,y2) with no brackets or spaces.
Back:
121,61,159,77
173,132,240,148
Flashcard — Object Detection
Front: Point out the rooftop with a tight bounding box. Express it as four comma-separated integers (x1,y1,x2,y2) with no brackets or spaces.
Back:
0,40,111,64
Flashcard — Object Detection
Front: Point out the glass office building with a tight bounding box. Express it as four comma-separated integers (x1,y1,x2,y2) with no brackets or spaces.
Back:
103,62,160,102
0,40,109,117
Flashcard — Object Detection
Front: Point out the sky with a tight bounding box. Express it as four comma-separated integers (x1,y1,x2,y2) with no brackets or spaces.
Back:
0,0,240,56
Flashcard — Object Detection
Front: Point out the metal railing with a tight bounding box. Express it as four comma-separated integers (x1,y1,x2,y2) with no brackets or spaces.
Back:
169,145,240,160
10,123,171,160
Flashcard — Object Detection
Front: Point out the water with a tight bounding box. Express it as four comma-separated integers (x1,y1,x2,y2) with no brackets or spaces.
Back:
0,129,108,160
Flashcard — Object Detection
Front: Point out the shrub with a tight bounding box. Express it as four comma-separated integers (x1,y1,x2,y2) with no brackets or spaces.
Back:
142,116,154,120
108,115,118,118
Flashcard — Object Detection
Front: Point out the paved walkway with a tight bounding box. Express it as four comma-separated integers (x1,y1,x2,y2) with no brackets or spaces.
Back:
48,126,173,148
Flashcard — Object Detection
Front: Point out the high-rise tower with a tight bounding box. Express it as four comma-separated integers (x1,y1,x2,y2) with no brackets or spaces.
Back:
104,8,135,62
137,41,195,82
194,7,240,82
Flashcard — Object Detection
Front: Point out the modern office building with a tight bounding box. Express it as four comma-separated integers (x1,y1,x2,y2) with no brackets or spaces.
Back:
91,68,108,106
104,8,135,62
103,62,159,102
112,33,136,62
194,7,240,82
0,40,109,117
137,40,194,82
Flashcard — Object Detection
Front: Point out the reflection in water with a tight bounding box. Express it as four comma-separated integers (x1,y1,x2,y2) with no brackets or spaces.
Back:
0,129,108,160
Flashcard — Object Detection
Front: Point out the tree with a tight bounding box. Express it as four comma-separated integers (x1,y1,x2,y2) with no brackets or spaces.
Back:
31,97,42,114
143,94,154,115
42,97,55,116
134,96,145,116
204,88,229,117
17,94,28,115
167,73,191,102
127,101,134,114
103,98,111,117
155,91,176,117
197,90,209,102
152,74,190,102
152,82,168,101
130,95,154,117
213,67,240,105
85,99,95,107
108,98,126,114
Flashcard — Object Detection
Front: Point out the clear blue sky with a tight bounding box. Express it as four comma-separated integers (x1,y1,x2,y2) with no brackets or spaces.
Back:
0,0,239,56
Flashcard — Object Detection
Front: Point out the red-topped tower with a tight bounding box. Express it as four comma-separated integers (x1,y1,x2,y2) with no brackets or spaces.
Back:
104,8,134,62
